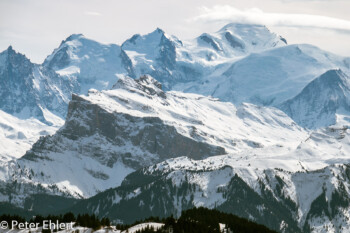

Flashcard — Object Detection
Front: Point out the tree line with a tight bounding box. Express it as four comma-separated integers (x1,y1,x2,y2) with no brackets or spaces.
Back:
130,207,278,233
1,207,277,232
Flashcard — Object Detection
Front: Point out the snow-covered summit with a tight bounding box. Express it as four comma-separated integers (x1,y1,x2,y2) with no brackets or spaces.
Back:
43,33,134,93
0,45,33,70
121,28,187,87
219,23,287,45
196,23,287,58
122,27,182,55
178,44,350,110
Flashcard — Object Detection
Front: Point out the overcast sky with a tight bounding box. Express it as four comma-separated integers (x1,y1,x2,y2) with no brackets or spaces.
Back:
1,0,350,63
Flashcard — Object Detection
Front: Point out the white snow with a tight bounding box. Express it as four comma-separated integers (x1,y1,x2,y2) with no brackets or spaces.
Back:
45,34,130,94
0,110,60,162
121,222,164,233
83,76,308,154
176,44,349,107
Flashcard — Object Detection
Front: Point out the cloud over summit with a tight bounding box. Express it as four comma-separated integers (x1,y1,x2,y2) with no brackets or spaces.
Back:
192,5,350,33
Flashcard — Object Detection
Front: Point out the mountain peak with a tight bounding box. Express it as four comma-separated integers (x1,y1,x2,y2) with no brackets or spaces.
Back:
318,69,345,84
65,33,84,41
280,69,350,128
55,34,85,48
146,27,167,39
195,22,287,57
2,45,17,56
155,27,165,34
7,45,14,52
219,22,287,46
0,45,31,65
112,75,165,98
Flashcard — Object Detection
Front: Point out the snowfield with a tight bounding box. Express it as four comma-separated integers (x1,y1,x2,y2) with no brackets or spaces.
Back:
0,110,61,163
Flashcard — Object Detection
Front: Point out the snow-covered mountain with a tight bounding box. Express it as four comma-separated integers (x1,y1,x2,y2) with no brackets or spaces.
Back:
121,23,288,89
43,34,135,93
0,46,71,124
121,27,208,89
1,23,286,123
3,23,347,129
0,35,137,160
194,23,287,59
0,34,136,125
68,154,350,233
0,75,307,203
119,24,350,128
178,44,349,108
2,22,350,233
281,69,350,128
3,75,350,233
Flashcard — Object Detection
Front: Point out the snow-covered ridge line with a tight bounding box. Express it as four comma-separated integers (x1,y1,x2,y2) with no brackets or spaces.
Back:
0,74,307,203
70,155,350,232
1,23,349,129
81,75,307,154
4,74,348,204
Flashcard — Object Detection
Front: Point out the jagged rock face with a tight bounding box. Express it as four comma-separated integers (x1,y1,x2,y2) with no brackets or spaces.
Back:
34,93,224,168
23,77,225,169
112,75,166,98
44,44,70,70
66,158,350,233
0,46,38,116
0,46,72,124
280,69,350,129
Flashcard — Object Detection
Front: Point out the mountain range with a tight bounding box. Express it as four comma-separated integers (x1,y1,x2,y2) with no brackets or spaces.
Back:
1,23,350,232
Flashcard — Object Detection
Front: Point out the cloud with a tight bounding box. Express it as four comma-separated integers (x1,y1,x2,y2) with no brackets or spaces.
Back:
84,11,101,16
191,5,350,33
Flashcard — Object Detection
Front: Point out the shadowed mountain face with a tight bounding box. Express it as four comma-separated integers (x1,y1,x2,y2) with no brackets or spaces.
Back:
280,69,350,129
0,46,72,124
